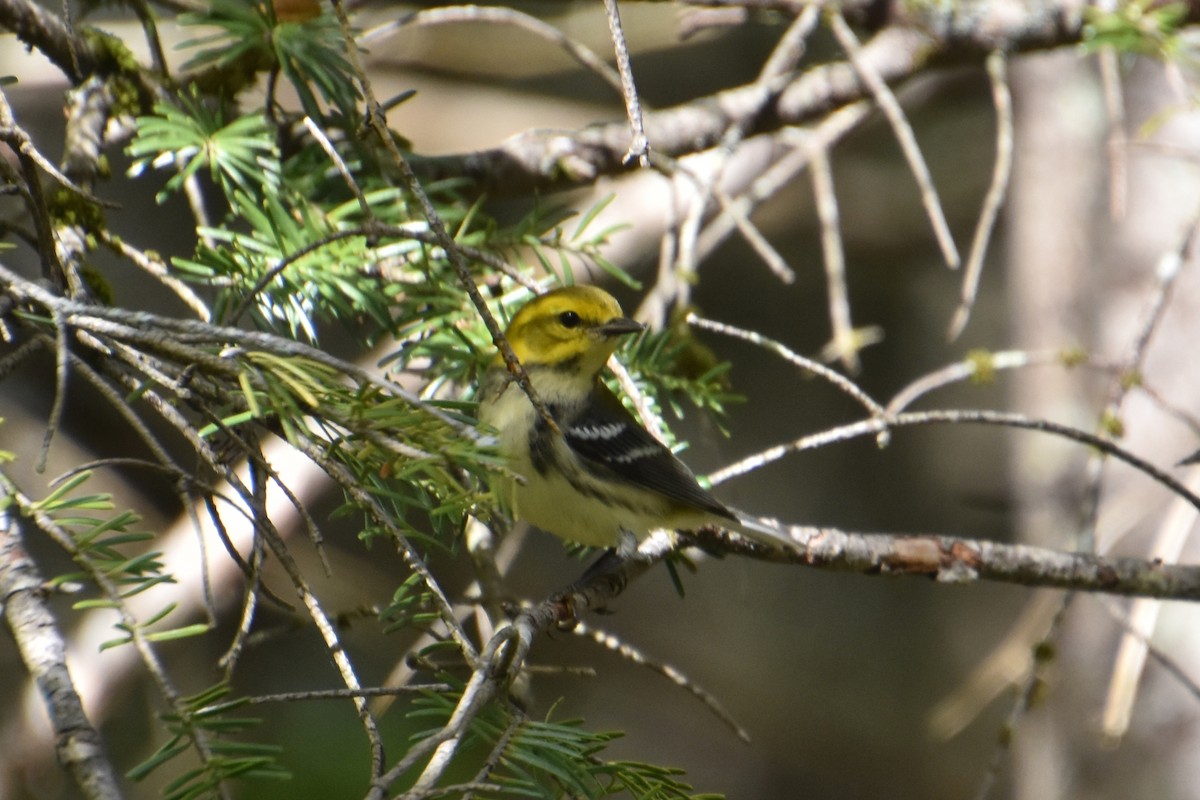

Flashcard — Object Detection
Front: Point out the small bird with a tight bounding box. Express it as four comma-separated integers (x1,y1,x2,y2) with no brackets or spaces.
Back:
477,285,795,554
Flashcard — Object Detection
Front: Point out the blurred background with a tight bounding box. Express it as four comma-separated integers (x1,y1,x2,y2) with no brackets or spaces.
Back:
2,2,1200,799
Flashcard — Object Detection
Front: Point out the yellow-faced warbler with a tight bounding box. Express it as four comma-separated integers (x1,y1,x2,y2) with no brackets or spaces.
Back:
477,286,795,553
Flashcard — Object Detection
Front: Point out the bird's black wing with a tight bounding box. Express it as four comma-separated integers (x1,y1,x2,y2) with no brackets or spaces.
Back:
559,382,734,519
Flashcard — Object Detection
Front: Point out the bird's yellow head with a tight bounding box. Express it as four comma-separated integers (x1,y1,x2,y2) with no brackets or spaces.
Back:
499,286,644,375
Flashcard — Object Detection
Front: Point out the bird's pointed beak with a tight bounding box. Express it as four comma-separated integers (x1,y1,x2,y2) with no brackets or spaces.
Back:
596,316,645,338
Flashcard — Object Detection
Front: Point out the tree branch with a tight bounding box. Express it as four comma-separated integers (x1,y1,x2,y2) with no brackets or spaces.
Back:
410,0,1200,194
0,504,123,800
0,0,110,83
692,526,1200,600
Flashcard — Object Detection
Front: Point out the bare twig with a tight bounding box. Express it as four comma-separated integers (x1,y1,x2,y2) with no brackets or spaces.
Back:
829,12,960,269
292,433,479,665
710,407,1200,517
696,102,872,264
361,5,623,97
0,88,66,285
949,50,1013,340
602,0,650,165
1100,472,1200,742
1094,593,1200,709
219,456,388,785
379,629,515,800
885,348,1037,415
759,4,822,82
36,313,70,473
574,620,751,742
688,313,885,419
302,115,375,224
1098,48,1127,220
415,26,936,193
1089,213,1200,744
98,231,212,320
654,5,819,290
714,183,797,282
218,521,265,675
809,145,864,372
130,0,168,77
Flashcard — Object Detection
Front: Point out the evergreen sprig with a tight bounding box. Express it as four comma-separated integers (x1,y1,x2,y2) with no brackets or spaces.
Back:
410,686,718,800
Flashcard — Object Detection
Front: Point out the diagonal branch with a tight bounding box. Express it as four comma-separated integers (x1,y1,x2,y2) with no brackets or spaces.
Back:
0,0,109,83
0,504,122,800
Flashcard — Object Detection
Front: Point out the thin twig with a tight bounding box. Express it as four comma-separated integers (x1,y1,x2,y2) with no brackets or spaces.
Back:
1084,212,1200,746
696,102,872,264
224,461,388,784
208,685,456,711
710,407,1200,517
98,230,211,320
130,0,168,77
0,337,43,378
0,87,113,209
1100,473,1200,742
218,520,264,676
1098,47,1127,220
714,182,797,282
302,115,375,223
36,312,69,473
361,6,623,96
634,168,684,328
817,13,959,269
647,7,819,291
949,50,1013,340
602,0,649,166
381,628,516,799
810,144,863,372
56,342,181,471
0,87,65,284
290,432,478,664
1094,593,1200,710
688,313,885,419
0,263,482,440
574,620,751,742
759,4,822,82
885,348,1038,415
461,709,524,800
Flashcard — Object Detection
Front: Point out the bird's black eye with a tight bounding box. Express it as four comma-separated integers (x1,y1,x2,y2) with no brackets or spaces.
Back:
558,310,581,329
